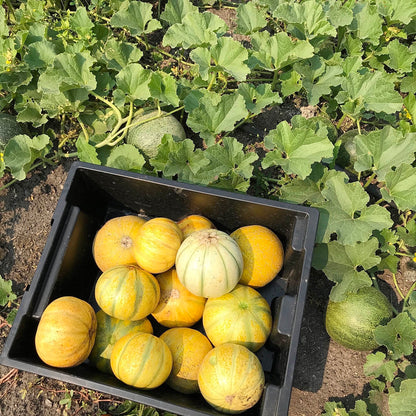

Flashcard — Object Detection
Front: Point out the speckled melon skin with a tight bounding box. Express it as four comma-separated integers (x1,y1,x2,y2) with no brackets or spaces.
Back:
126,110,186,158
325,286,393,351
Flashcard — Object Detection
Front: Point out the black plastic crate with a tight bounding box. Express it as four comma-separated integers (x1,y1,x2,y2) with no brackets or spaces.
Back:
0,161,319,416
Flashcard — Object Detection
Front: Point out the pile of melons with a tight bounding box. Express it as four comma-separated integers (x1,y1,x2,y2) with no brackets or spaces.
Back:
34,213,285,414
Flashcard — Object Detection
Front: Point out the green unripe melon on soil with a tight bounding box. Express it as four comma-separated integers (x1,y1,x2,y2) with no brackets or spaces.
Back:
0,113,26,151
126,110,186,158
325,286,393,351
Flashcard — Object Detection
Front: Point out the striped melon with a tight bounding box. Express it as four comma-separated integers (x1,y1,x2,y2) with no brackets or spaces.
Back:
151,268,206,328
89,309,153,374
203,284,272,352
160,327,212,394
175,229,243,298
94,264,160,321
325,286,393,351
198,343,265,414
111,332,172,389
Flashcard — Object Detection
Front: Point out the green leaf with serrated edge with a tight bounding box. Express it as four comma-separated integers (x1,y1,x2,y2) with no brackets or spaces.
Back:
203,136,258,181
76,135,101,165
351,2,383,45
313,238,380,281
374,313,416,360
162,11,227,49
236,2,267,35
280,70,302,98
106,144,145,172
396,217,416,247
262,121,333,179
401,71,416,94
110,1,161,36
69,7,94,37
279,164,338,205
0,275,17,307
15,100,48,127
329,271,373,301
377,0,416,25
186,91,248,147
294,57,344,106
404,292,416,324
378,254,400,274
404,93,416,123
237,83,282,115
249,31,314,71
353,127,416,181
386,39,416,74
23,40,62,70
381,164,416,212
389,379,416,416
364,351,397,382
337,70,403,117
373,228,399,255
211,37,250,82
325,1,354,28
291,115,338,142
3,134,50,181
0,7,8,37
151,135,210,183
322,402,348,416
102,38,143,71
312,174,393,244
148,72,180,107
115,63,151,102
348,400,372,416
38,51,96,94
160,0,198,25
274,0,337,40
190,47,211,80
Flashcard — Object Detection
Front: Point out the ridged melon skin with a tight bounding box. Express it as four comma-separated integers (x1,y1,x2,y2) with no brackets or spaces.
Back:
0,113,25,150
325,287,393,351
126,110,186,159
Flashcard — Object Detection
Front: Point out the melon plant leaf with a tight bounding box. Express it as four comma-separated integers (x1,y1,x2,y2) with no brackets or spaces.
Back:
380,164,416,212
151,135,210,183
401,71,416,94
353,127,416,181
76,135,101,165
210,37,250,82
115,63,151,102
336,70,403,118
386,39,416,74
262,121,334,179
24,40,62,70
248,31,314,71
376,0,416,25
162,11,228,48
102,38,143,71
0,7,8,37
404,93,416,123
351,2,383,45
106,144,145,172
203,136,259,182
389,379,416,416
160,0,198,25
274,0,337,40
0,275,17,307
374,313,416,360
38,51,97,93
325,1,354,28
312,174,393,244
186,91,248,146
280,69,303,98
148,72,180,107
322,402,348,416
236,1,268,35
189,47,211,81
363,351,397,382
396,217,416,247
237,83,282,115
110,1,162,36
294,56,344,106
69,6,94,37
3,134,51,181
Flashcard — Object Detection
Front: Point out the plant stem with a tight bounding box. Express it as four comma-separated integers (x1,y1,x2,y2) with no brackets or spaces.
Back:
392,273,405,300
363,172,376,188
403,281,416,307
336,113,347,130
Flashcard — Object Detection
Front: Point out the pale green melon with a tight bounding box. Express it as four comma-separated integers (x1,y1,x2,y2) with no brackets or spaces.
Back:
126,110,186,158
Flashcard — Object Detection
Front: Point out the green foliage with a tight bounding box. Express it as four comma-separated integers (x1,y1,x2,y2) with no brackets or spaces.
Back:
1,0,416,413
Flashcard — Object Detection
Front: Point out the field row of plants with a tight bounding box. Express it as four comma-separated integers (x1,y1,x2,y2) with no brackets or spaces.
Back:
1,0,416,414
